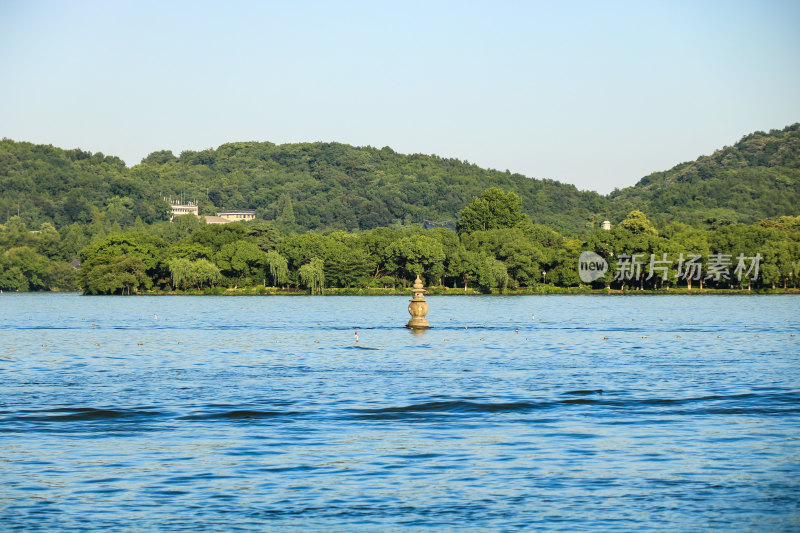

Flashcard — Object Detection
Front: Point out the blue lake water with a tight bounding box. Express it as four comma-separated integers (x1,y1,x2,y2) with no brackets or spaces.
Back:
1,293,799,531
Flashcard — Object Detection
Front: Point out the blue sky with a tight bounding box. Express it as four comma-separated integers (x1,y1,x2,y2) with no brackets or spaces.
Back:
1,0,798,193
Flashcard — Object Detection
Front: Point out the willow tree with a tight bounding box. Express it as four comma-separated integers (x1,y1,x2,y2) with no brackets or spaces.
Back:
266,250,289,287
299,258,324,294
168,257,192,289
168,257,221,289
193,259,221,288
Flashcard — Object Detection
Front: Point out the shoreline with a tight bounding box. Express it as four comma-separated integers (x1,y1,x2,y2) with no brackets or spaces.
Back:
132,286,800,296
7,287,799,296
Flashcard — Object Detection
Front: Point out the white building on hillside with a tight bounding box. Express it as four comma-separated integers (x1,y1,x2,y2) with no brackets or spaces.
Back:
167,198,199,221
217,209,255,222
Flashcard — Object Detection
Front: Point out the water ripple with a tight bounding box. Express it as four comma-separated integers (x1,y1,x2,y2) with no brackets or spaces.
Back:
1,294,799,532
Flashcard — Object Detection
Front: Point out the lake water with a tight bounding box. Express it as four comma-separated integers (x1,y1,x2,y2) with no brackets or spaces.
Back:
1,293,798,531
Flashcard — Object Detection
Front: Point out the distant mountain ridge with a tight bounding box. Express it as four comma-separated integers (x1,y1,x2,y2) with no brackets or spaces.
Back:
1,123,798,233
608,123,800,226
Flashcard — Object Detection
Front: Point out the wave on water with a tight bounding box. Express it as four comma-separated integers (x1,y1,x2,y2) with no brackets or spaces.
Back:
2,390,798,431
353,400,552,421
179,409,299,420
352,390,800,420
3,406,163,423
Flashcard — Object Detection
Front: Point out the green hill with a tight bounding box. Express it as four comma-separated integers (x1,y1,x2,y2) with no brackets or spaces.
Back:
608,123,800,226
132,142,606,233
0,139,604,233
0,141,167,227
1,123,798,234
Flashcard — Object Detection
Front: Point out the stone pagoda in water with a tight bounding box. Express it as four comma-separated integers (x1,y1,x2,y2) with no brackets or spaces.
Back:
406,275,431,329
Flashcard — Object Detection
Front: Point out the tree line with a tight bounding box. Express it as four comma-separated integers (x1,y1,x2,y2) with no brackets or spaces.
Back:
1,188,798,294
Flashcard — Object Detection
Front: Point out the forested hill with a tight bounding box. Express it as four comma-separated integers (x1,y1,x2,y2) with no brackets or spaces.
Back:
1,123,798,233
0,140,604,234
135,143,607,233
608,123,800,226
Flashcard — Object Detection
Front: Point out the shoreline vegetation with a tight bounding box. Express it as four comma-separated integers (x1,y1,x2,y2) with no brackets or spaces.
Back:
2,195,799,295
128,286,800,296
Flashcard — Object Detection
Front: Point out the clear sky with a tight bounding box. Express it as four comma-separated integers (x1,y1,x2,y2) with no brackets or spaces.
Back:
1,0,798,194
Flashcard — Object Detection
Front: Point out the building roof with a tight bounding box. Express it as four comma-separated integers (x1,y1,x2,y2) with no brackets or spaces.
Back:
165,197,198,208
202,215,232,224
217,209,255,215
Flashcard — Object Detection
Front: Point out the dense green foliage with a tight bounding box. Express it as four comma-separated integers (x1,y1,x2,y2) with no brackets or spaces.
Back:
2,124,798,235
2,202,798,294
0,140,169,229
0,138,600,234
608,124,800,226
2,124,799,294
456,188,527,233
